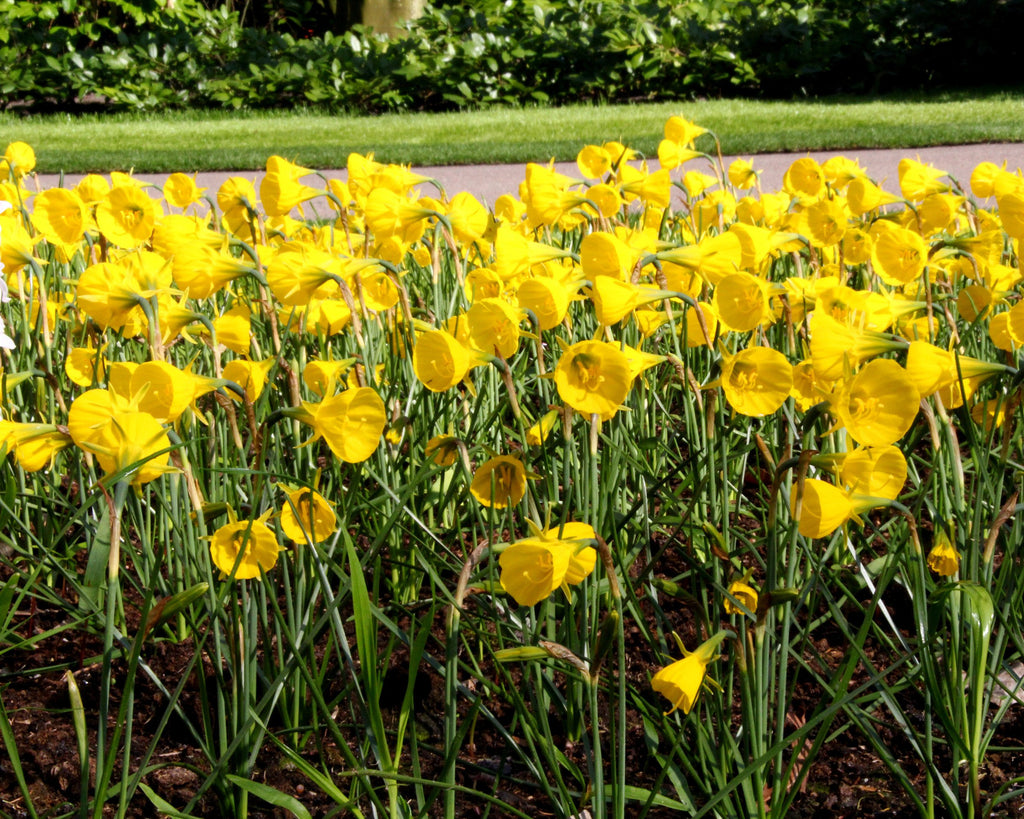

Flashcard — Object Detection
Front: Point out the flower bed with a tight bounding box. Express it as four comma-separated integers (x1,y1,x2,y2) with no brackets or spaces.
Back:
1,119,1023,817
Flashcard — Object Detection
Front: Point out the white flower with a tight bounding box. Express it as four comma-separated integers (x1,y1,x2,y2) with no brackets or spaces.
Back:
0,198,13,348
0,315,14,350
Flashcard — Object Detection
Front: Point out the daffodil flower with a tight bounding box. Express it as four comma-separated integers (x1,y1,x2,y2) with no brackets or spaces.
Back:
497,521,598,606
209,509,281,580
652,630,730,715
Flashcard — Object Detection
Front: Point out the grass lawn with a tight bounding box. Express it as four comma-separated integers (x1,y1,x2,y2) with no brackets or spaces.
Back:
3,90,1024,173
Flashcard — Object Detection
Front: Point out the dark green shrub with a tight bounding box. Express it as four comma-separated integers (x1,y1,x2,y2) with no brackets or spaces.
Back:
2,0,1022,115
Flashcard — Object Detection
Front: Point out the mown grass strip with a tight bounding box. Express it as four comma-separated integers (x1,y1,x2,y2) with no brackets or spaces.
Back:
3,90,1024,173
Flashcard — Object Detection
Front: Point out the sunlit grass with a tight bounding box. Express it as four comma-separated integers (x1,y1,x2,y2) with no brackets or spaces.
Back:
3,89,1024,172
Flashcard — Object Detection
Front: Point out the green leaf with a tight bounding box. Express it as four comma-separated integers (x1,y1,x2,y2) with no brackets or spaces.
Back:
138,781,203,819
225,775,312,819
622,784,693,811
0,690,39,819
81,502,112,610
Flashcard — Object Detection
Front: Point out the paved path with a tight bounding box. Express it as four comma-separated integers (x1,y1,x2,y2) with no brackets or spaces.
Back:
34,143,1024,207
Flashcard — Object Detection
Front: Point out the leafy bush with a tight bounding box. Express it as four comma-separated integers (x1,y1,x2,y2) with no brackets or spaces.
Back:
2,0,1023,114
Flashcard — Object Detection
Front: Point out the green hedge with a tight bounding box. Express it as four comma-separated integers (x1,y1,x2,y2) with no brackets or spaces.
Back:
2,0,1022,114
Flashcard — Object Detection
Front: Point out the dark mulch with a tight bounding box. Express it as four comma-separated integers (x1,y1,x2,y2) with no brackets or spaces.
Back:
1,560,1022,818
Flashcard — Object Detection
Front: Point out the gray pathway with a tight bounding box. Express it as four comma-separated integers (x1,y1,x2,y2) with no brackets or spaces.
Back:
34,143,1024,207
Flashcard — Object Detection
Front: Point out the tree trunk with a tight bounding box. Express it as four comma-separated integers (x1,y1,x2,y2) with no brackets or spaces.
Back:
360,0,424,35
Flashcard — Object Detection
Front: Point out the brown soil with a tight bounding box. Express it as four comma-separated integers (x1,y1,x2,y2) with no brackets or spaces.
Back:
1,569,1022,818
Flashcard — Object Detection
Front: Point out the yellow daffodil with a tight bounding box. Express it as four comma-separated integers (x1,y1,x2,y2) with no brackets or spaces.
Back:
68,389,174,485
76,260,153,333
712,271,774,333
846,177,902,215
0,420,73,472
870,224,929,287
1,141,35,180
497,521,598,606
30,188,88,254
137,361,218,421
517,275,575,330
905,340,1008,408
831,359,920,448
716,346,793,417
526,409,561,446
493,223,574,280
657,139,702,171
210,510,280,579
470,455,527,509
663,115,707,148
466,297,523,359
782,157,824,203
652,630,729,715
425,434,460,467
96,184,160,249
724,574,759,617
446,191,490,245
162,172,208,209
212,305,252,355
927,530,959,577
302,358,355,398
618,165,671,209
579,230,637,280
821,156,866,190
898,158,949,201
65,345,108,388
217,176,258,234
260,155,320,218
790,478,885,538
266,242,346,307
590,278,675,327
808,312,907,381
279,486,337,544
727,158,758,190
413,328,481,392
222,358,276,403
577,144,613,179
169,241,254,300
364,187,432,243
838,445,907,500
0,211,43,277
554,339,632,418
300,386,387,463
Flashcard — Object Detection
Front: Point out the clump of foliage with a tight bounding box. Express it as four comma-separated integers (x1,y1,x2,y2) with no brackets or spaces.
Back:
2,0,1023,113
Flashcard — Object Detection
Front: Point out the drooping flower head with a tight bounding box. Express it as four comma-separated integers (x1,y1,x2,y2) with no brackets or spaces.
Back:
413,328,479,393
898,157,949,201
470,455,527,509
498,521,598,606
724,574,759,617
716,346,793,417
652,630,730,715
831,359,920,447
790,478,855,538
163,172,208,209
210,510,280,579
927,528,960,577
305,387,387,463
279,486,337,545
554,340,631,419
96,184,160,249
1,142,35,181
838,445,907,500
68,388,175,486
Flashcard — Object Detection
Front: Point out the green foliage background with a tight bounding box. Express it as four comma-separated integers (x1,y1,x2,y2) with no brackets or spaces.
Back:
2,0,1023,113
